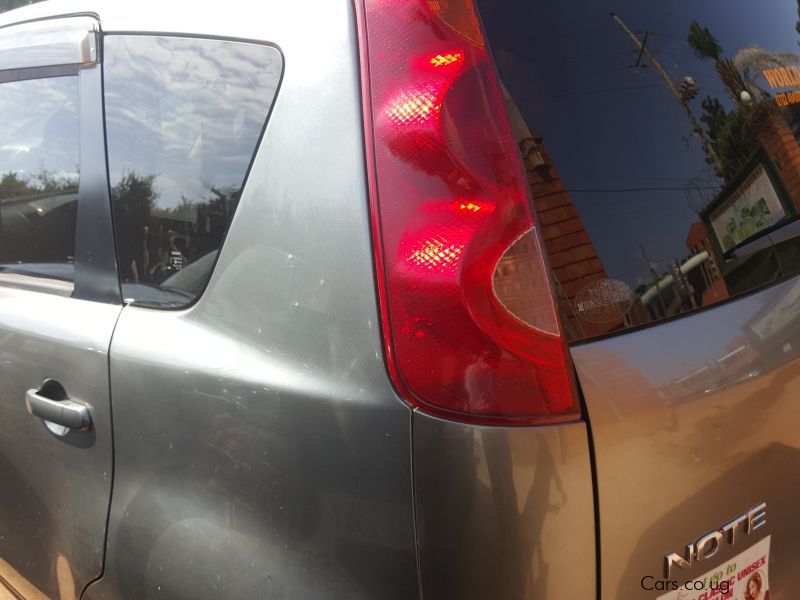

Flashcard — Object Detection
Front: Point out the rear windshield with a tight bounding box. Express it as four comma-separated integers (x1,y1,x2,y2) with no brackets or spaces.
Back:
477,0,800,342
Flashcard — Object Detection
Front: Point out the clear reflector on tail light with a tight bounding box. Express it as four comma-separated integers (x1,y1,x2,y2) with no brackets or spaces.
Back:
358,0,580,424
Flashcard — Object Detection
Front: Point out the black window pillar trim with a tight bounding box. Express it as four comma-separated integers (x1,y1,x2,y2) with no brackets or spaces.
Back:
73,54,121,305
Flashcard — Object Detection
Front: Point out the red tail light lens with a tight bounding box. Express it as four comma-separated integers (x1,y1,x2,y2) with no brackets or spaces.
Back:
358,0,579,424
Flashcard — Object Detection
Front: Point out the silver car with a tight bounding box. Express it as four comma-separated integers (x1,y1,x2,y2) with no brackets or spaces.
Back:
0,0,796,598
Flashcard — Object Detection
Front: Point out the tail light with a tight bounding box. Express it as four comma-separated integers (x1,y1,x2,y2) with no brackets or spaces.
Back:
357,0,579,424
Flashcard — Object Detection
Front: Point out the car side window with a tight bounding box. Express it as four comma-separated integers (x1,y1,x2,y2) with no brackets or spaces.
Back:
103,35,282,308
0,75,79,285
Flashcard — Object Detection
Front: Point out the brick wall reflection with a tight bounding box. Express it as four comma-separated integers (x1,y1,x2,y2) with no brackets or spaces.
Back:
760,109,800,206
503,86,646,339
521,133,617,339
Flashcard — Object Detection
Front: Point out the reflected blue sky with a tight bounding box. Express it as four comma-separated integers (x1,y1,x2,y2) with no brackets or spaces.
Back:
104,35,280,213
0,76,78,180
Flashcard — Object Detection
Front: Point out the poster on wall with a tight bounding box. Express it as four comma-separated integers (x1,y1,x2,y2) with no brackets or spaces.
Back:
655,536,770,600
749,277,800,342
709,164,786,252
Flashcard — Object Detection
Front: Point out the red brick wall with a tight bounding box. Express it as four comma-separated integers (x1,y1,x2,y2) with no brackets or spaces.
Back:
521,135,622,338
759,110,800,210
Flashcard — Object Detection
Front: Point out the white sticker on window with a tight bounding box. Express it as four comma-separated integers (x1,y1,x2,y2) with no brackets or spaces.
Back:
656,535,770,600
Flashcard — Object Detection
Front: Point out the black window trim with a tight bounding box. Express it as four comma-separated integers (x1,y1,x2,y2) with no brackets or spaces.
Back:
0,64,80,85
71,35,121,305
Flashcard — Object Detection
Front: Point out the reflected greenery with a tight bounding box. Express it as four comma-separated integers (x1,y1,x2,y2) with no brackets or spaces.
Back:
0,169,77,202
699,96,763,182
688,20,766,181
110,170,241,295
0,0,40,13
688,20,747,105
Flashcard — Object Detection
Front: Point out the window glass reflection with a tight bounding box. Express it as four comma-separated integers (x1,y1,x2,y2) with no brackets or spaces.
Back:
478,0,800,341
0,75,79,282
104,35,281,307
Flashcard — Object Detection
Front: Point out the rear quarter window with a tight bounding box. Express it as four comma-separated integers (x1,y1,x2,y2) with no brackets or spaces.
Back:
477,0,800,342
104,35,282,308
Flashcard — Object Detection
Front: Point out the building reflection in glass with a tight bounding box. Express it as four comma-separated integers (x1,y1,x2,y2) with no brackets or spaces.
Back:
478,0,800,342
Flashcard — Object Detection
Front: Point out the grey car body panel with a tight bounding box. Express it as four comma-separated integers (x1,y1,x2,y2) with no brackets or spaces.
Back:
0,290,120,598
59,1,418,599
93,306,417,600
413,413,596,600
572,277,800,598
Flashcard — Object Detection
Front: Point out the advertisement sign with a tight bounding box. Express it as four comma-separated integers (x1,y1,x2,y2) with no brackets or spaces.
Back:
709,164,785,252
655,536,770,600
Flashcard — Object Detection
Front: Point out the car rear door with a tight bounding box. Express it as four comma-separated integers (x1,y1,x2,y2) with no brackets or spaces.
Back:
476,0,800,597
0,15,120,600
78,5,419,599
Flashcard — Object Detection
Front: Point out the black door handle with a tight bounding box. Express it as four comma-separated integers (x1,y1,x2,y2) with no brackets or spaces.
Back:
25,386,92,432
